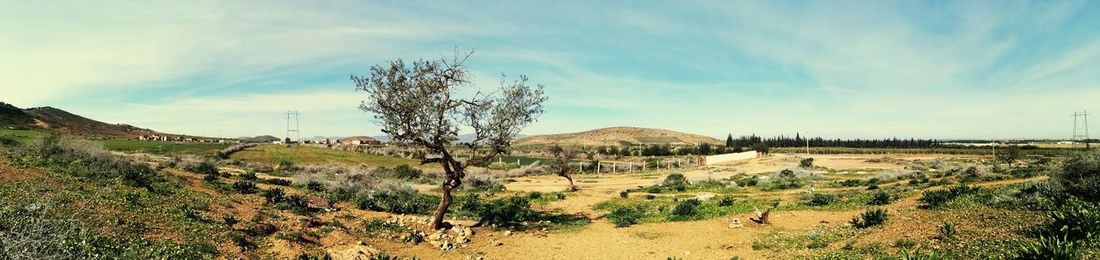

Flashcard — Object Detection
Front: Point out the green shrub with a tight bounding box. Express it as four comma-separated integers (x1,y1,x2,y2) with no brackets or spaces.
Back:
644,194,656,200
894,239,916,249
850,208,888,228
1016,236,1078,260
353,183,437,215
231,180,258,194
1052,151,1100,203
868,190,892,205
239,172,257,180
185,160,220,176
223,215,239,227
203,172,219,183
264,178,293,186
391,165,422,179
939,221,957,240
619,191,629,198
263,188,287,203
807,193,838,206
461,176,506,192
800,158,814,168
473,196,537,228
669,199,700,221
662,173,690,191
11,135,166,192
305,181,326,192
607,207,642,227
919,184,980,208
1043,199,1100,240
0,204,212,259
274,195,314,215
647,186,662,194
718,196,735,206
779,169,796,178
527,191,543,200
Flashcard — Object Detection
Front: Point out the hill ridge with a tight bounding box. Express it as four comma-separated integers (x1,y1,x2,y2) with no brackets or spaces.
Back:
515,126,720,147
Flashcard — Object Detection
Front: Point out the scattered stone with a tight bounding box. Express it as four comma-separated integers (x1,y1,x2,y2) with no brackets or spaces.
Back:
504,230,512,236
729,218,742,229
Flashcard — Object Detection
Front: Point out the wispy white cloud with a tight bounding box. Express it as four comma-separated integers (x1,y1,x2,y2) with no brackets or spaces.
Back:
2,1,1099,139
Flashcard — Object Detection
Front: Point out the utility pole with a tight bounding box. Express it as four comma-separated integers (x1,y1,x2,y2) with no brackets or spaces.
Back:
804,132,811,155
285,111,300,146
1072,111,1091,148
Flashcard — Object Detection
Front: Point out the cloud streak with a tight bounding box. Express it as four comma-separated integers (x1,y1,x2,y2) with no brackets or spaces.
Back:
2,1,1098,139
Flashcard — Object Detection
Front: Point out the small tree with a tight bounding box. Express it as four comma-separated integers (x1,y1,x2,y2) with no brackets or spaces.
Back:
697,142,712,155
754,142,769,155
726,134,735,148
998,145,1021,168
548,145,577,191
353,50,547,230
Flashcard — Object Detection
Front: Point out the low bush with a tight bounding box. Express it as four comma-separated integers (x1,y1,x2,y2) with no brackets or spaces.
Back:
1052,151,1100,203
779,169,796,179
800,158,814,168
619,191,629,198
1016,236,1078,260
305,181,326,192
807,193,838,206
718,196,735,207
662,173,690,191
918,184,980,208
231,181,258,194
939,221,957,240
184,160,220,176
239,172,257,180
0,204,211,259
669,199,700,221
1042,199,1100,240
472,196,538,228
607,207,642,228
11,135,167,192
461,175,506,192
391,165,422,180
263,178,292,186
868,190,892,206
850,208,888,228
263,188,286,204
274,195,313,215
353,183,437,215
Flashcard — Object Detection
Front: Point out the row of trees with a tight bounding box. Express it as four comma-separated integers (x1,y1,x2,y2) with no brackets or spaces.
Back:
724,133,939,149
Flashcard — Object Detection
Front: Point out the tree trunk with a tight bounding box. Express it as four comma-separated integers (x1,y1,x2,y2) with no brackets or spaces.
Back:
430,182,454,230
564,174,576,191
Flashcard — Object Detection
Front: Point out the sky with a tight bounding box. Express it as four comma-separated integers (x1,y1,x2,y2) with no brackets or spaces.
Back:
2,0,1099,140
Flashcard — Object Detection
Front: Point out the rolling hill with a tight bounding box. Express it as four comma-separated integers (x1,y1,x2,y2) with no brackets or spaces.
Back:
0,102,158,139
514,126,721,147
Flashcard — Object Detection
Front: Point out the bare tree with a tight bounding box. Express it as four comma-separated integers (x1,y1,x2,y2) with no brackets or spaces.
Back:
547,145,576,191
352,50,547,230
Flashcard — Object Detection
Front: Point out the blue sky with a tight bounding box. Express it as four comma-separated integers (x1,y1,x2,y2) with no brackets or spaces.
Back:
2,0,1098,139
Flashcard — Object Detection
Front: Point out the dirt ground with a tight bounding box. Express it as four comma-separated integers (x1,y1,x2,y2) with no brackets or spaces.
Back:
359,152,1028,259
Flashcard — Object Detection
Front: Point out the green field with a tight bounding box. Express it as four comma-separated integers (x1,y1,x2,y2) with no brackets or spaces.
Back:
229,144,418,167
0,128,46,142
98,139,229,157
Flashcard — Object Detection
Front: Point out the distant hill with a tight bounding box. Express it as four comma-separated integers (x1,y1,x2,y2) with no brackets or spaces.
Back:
0,102,159,139
0,102,34,129
514,126,721,147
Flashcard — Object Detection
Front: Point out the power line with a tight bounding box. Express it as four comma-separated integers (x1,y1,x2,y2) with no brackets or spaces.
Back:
1072,110,1089,148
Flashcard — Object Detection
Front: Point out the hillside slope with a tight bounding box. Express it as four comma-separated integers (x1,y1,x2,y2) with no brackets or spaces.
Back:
0,102,34,129
515,126,721,147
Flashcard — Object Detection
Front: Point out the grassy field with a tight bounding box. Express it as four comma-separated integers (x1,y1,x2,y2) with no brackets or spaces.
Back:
98,139,229,157
230,144,417,167
0,128,46,142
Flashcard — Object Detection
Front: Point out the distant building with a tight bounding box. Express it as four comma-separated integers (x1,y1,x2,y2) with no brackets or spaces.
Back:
339,136,381,146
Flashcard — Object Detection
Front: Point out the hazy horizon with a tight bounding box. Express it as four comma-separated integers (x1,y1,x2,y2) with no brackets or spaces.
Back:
3,1,1098,140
